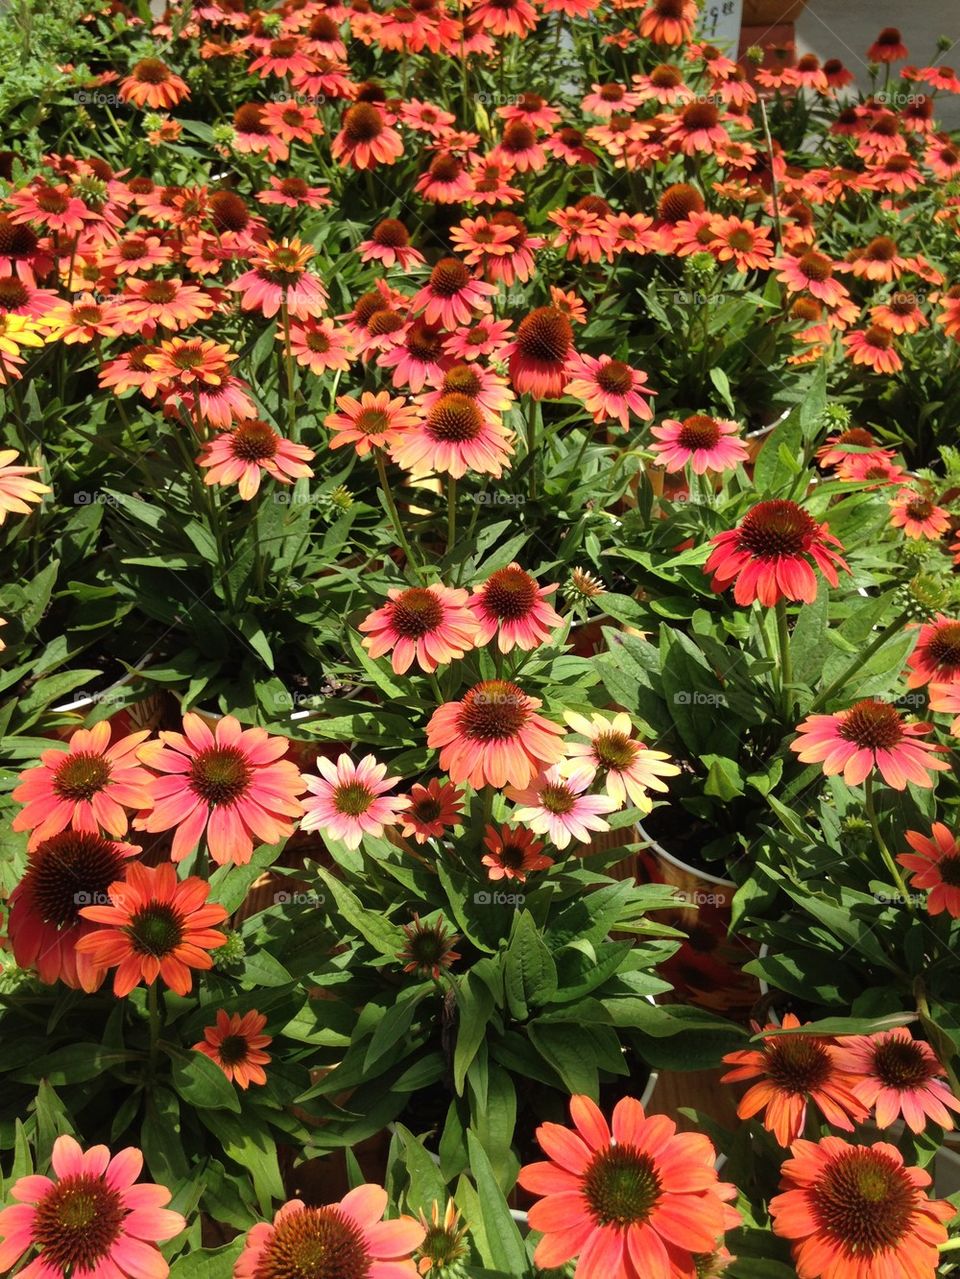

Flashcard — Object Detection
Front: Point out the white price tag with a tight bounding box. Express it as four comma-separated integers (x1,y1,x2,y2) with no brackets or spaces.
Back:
697,0,743,50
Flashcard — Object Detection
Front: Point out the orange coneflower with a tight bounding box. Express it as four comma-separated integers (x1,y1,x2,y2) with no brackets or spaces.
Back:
663,100,730,155
711,216,774,271
231,103,289,163
116,277,216,334
119,57,190,108
564,353,655,430
867,26,908,62
410,258,496,329
398,778,464,844
390,392,514,479
482,823,551,881
258,175,330,210
899,823,960,916
906,617,960,688
247,36,318,80
791,700,949,790
871,291,927,334
419,361,514,421
76,862,228,996
326,389,420,457
194,1008,272,1089
288,317,356,375
889,488,951,540
359,584,478,674
504,306,576,399
197,420,315,500
639,0,698,46
427,680,565,789
469,564,561,653
466,0,536,39
261,99,325,147
843,325,902,374
232,237,327,320
332,102,404,169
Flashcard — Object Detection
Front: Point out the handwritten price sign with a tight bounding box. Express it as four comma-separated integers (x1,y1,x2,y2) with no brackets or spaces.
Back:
697,0,743,50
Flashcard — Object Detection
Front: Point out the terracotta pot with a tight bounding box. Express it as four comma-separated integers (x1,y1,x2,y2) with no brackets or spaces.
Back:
742,0,807,23
634,821,760,1021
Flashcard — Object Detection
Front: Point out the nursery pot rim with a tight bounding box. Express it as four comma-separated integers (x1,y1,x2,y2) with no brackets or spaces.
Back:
636,818,737,889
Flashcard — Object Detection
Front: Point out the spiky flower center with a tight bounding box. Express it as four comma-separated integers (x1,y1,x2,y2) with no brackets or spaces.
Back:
354,408,391,436
54,752,112,802
677,414,722,450
874,27,903,48
0,216,39,256
231,421,280,462
651,63,683,87
24,832,128,927
595,360,634,395
599,83,625,101
405,320,443,361
927,621,960,670
682,102,719,130
429,153,462,183
905,497,934,521
737,500,816,559
457,681,530,740
0,276,30,308
654,0,686,15
658,183,705,223
515,307,573,363
442,364,482,397
583,1146,662,1227
428,257,471,296
594,730,638,771
938,856,960,888
837,699,905,750
189,745,252,806
798,251,833,283
218,1033,251,1066
306,329,331,353
235,104,269,135
502,122,536,152
372,218,409,247
811,1148,915,1254
871,1038,934,1089
538,782,576,815
838,428,875,447
252,1204,371,1279
367,308,405,336
389,587,445,638
481,567,538,620
210,190,250,231
864,236,898,262
333,781,376,817
280,177,309,199
32,1174,125,1271
127,903,184,958
496,838,527,869
308,14,341,39
765,1034,832,1094
412,796,443,824
864,325,894,350
140,280,178,304
343,103,384,144
426,394,484,443
133,57,172,84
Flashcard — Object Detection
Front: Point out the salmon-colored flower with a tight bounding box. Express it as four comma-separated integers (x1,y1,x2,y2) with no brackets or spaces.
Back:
834,1028,960,1133
705,500,848,606
116,277,216,333
507,764,617,849
397,778,464,844
232,237,327,320
0,448,50,521
301,754,409,850
651,415,748,475
288,317,355,374
332,103,404,169
194,1009,272,1089
197,420,314,500
135,714,306,865
468,564,561,652
13,721,153,849
867,27,908,62
721,1014,867,1146
119,57,190,108
410,258,496,329
326,390,420,457
639,0,698,45
770,1137,951,1279
888,488,951,540
775,251,850,308
504,306,576,399
899,823,960,916
390,392,513,479
427,680,565,789
843,325,902,373
0,1134,185,1278
76,862,227,996
907,617,960,687
398,913,461,980
359,218,424,270
564,353,655,429
482,823,552,880
518,1093,739,1279
359,583,478,673
791,700,949,790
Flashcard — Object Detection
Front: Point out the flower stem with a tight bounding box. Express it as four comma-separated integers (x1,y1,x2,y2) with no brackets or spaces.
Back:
447,476,457,559
147,981,161,1077
775,598,794,721
808,609,911,714
281,298,297,442
375,448,426,583
863,776,914,913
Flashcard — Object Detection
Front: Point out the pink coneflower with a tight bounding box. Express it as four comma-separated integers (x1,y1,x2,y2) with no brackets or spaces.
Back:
633,63,694,104
235,1188,424,1279
906,617,960,687
889,488,951,540
0,448,50,522
426,680,565,789
301,754,409,850
401,98,457,137
443,316,513,362
0,1135,185,1278
843,325,903,374
8,184,89,237
651,414,749,475
506,764,618,849
834,1028,960,1133
836,452,908,487
705,500,849,606
775,250,851,308
0,272,60,320
410,258,496,329
359,218,424,270
504,306,576,400
389,393,514,479
482,823,552,881
663,101,730,155
325,390,420,456
581,82,642,117
194,1009,272,1089
468,564,561,652
415,151,474,204
815,427,893,471
232,237,327,321
397,778,463,844
563,710,679,810
134,713,306,865
563,353,655,430
257,175,331,209
544,126,599,167
12,721,153,849
378,318,448,393
197,420,314,500
899,823,960,916
231,103,289,163
332,103,404,169
359,583,478,674
115,277,216,334
288,317,355,375
790,700,949,790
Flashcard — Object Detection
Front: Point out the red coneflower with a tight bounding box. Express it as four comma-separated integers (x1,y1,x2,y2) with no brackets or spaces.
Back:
378,318,448,393
0,1135,185,1278
411,257,496,329
705,500,848,606
232,103,289,163
359,218,424,270
6,830,140,992
888,488,951,540
481,823,552,881
261,99,325,146
899,823,960,916
194,1009,272,1089
466,158,523,206
397,778,464,844
550,205,609,263
843,325,902,374
711,216,774,272
197,420,315,500
247,36,318,79
359,583,478,674
469,563,561,652
847,236,908,282
770,1137,951,1279
721,1014,867,1146
663,101,730,155
12,721,153,849
518,1093,739,1279
815,427,893,471
301,754,409,850
390,392,514,479
834,1028,960,1133
504,306,575,399
235,1189,424,1279
906,617,960,687
326,390,420,457
791,700,949,790
427,680,565,789
8,184,89,237
651,414,748,475
119,57,190,108
76,862,228,996
564,353,655,430
545,126,599,167
135,713,306,865
443,316,513,362
633,63,694,104
332,102,404,169
867,27,908,62
401,98,457,137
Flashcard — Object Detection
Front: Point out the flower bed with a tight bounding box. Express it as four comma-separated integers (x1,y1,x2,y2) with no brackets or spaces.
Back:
1,0,960,1275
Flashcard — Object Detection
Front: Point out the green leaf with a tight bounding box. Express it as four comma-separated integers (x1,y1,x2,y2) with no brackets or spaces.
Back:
141,1088,189,1184
465,1132,527,1276
169,1048,242,1113
168,1240,244,1279
454,970,496,1095
503,912,558,1020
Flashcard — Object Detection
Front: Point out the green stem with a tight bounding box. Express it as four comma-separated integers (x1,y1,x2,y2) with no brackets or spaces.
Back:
447,475,457,560
526,400,540,500
281,299,297,442
808,610,911,714
775,598,794,721
147,981,161,1078
863,776,914,914
374,449,426,583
